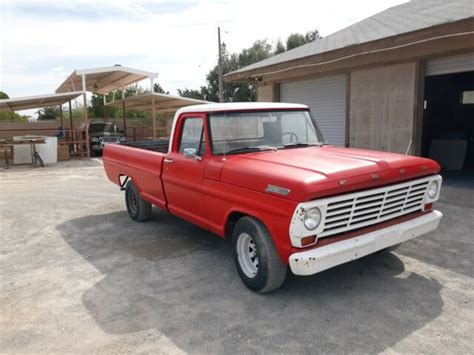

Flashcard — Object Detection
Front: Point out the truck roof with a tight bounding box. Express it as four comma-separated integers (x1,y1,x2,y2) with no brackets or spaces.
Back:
175,102,308,115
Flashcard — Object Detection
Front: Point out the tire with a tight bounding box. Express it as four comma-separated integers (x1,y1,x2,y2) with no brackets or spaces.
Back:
125,181,152,222
232,216,287,293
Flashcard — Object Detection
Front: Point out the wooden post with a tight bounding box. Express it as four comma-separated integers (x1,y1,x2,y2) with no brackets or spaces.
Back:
122,99,127,138
59,105,64,127
68,100,73,152
83,92,90,158
151,94,156,140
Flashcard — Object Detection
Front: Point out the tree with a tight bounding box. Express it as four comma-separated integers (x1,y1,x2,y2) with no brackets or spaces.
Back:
274,39,286,55
304,29,321,43
284,29,321,51
0,91,9,99
37,107,60,120
154,83,169,94
286,33,306,51
177,88,206,100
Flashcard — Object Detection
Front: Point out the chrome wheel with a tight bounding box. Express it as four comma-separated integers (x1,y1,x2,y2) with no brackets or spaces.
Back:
236,232,259,278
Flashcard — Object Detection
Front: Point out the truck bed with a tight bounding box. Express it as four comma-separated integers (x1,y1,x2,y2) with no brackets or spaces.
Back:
121,139,169,153
103,141,167,210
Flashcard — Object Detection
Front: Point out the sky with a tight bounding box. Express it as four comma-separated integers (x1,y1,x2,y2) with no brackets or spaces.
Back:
0,0,407,115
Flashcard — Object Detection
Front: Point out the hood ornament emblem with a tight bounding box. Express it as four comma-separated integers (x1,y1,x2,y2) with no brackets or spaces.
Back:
339,179,347,186
400,168,406,174
371,173,379,180
265,185,290,196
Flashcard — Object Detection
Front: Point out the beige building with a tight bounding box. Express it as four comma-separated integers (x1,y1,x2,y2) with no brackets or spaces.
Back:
225,0,474,172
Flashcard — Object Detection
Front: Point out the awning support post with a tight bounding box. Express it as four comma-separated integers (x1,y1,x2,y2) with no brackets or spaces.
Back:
82,73,90,158
151,77,156,140
68,100,73,150
122,99,127,139
59,104,64,127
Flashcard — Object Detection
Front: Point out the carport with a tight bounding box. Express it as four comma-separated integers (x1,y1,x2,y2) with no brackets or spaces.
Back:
0,91,86,156
55,65,158,153
105,92,210,138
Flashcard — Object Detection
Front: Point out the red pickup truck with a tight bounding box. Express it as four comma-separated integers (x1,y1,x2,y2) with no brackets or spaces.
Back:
103,102,443,292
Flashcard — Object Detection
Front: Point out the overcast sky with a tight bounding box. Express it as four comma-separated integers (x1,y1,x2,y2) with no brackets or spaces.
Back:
0,0,407,103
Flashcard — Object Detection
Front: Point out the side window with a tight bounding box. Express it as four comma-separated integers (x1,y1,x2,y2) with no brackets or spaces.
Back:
179,117,206,156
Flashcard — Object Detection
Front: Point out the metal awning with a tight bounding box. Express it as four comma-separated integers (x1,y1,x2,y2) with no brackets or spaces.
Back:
0,91,83,112
106,92,210,113
55,66,157,95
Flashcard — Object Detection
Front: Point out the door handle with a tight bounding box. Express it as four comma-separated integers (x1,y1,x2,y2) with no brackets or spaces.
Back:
164,158,174,164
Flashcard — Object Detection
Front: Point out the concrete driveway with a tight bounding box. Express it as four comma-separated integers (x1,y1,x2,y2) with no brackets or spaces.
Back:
1,160,473,354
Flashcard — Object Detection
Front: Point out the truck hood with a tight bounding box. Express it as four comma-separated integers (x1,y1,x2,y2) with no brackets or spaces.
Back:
218,146,440,201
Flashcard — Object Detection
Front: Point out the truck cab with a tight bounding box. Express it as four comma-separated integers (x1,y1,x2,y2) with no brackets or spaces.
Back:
103,103,443,292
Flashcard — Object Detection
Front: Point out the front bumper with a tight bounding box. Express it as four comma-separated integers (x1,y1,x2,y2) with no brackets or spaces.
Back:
289,210,442,276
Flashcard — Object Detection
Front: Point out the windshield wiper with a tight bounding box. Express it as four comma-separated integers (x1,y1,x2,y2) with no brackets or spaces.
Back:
282,143,320,149
226,146,277,155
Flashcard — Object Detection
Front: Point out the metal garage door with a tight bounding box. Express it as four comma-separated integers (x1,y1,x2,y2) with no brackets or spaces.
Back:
280,75,347,146
426,52,474,76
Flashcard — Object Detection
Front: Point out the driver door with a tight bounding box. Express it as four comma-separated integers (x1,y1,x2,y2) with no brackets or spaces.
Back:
162,113,209,229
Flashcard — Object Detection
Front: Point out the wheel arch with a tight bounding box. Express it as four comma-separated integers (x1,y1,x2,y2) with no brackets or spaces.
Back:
224,210,269,241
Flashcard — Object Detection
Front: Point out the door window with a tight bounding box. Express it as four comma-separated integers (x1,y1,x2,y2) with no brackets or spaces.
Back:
179,117,206,156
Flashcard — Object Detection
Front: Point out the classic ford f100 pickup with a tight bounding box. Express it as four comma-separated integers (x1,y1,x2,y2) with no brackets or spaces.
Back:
103,102,442,292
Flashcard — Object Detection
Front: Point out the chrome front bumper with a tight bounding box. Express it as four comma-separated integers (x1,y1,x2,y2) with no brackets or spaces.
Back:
289,210,442,276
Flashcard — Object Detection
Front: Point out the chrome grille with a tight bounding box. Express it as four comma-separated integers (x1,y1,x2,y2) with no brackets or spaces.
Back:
320,179,430,237
100,137,118,143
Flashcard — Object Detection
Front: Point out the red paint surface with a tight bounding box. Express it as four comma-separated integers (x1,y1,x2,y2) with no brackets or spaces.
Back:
103,108,441,264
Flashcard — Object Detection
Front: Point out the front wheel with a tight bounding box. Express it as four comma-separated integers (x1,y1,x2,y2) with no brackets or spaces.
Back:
125,181,152,222
232,216,287,293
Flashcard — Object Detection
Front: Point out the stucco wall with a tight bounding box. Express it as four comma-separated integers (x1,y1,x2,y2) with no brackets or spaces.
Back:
349,62,417,154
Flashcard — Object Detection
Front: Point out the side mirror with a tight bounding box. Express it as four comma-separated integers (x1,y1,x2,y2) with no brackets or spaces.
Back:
183,148,202,161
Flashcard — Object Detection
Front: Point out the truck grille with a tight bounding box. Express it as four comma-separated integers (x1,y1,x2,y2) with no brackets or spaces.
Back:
319,178,430,238
100,137,118,143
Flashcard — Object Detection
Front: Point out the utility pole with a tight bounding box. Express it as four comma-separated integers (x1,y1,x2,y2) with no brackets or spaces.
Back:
218,26,224,102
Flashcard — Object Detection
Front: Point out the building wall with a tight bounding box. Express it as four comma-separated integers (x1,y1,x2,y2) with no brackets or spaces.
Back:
349,62,417,154
257,84,279,102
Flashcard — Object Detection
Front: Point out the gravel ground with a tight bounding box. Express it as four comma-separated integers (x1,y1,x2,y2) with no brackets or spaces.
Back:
1,159,473,354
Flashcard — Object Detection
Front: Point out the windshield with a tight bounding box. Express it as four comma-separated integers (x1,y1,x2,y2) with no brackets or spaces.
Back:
209,110,326,155
89,123,118,134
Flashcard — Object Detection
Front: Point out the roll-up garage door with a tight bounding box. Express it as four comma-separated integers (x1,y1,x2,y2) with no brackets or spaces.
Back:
426,52,474,76
280,75,347,146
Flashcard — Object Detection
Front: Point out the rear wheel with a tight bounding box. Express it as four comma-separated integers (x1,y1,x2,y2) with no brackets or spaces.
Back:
232,216,287,293
125,181,152,222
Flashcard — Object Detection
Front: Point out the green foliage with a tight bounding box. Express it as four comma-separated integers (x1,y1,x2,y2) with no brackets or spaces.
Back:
286,33,306,51
154,83,169,94
0,91,29,121
287,29,321,50
37,107,60,120
274,40,286,55
0,112,29,122
177,88,207,100
304,29,321,43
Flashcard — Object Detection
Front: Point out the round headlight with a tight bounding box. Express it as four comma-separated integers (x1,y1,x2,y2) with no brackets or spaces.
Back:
427,180,439,199
304,207,322,230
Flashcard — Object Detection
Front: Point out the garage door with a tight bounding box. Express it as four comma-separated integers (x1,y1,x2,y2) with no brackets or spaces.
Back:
426,52,474,76
280,75,347,146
